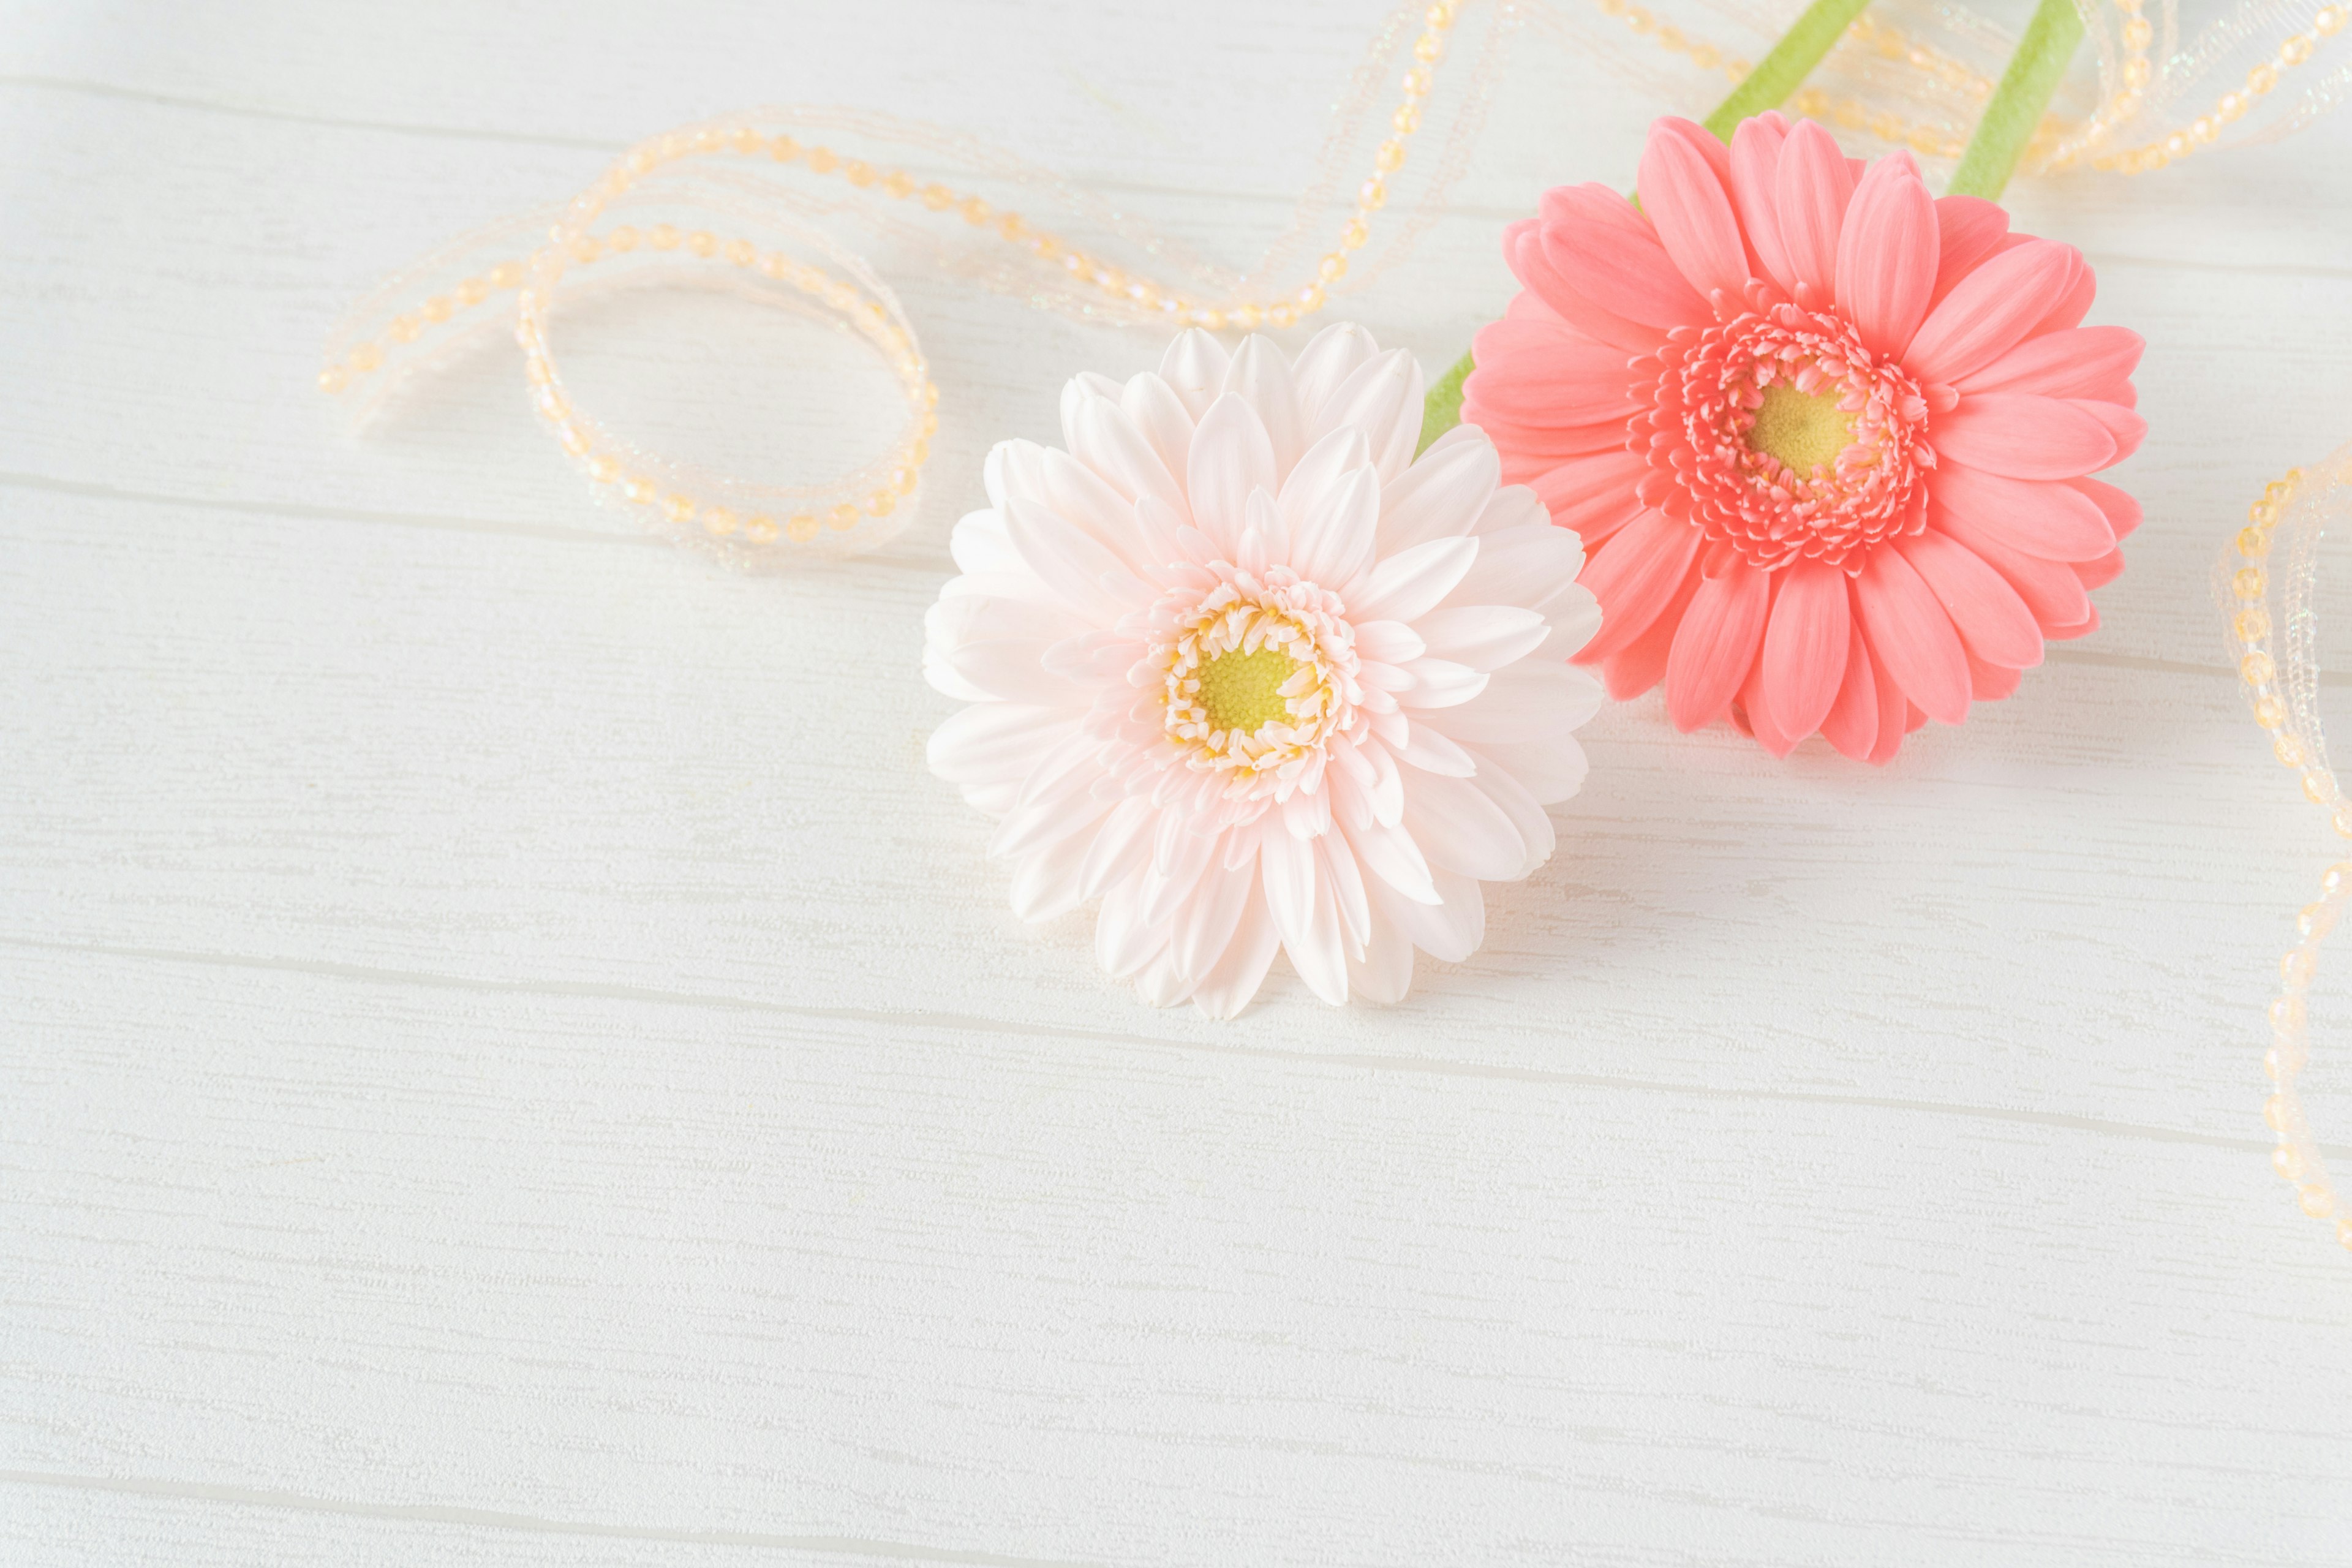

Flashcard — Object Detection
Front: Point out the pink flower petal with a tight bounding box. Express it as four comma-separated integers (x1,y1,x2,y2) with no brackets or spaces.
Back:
1773,120,1855,301
1189,883,1280,1019
1834,150,1938,357
2073,400,2146,464
1932,464,2116,562
1526,451,1647,543
1665,555,1770,730
1958,325,2144,402
1929,195,2008,309
1289,460,1380,589
1504,223,1662,356
2071,477,2143,542
1291,322,1384,421
1904,239,2077,385
2035,252,2096,333
1933,393,2117,480
2073,548,2126,590
1374,426,1498,553
1820,621,1879,761
1464,315,1644,426
1310,348,1425,482
1929,510,2093,633
1600,566,1699,699
1574,510,1705,663
1639,116,1751,303
1157,330,1228,419
1539,183,1713,331
1895,529,2043,671
1868,647,1910,764
1736,655,1801,756
1728,112,1795,294
1968,653,2024,702
1854,544,1970,725
1401,769,1529,881
1759,558,1852,741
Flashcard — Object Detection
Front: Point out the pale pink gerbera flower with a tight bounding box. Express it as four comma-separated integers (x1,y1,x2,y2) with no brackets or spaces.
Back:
1463,114,2145,761
925,325,1602,1017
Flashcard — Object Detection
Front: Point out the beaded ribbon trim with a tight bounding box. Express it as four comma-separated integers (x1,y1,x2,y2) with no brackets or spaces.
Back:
2220,453,2352,1253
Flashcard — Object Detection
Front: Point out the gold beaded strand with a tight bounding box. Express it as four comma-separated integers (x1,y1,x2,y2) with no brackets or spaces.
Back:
2226,466,2352,1253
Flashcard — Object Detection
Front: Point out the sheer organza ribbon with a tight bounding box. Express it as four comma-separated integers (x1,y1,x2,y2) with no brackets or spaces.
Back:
321,0,2347,567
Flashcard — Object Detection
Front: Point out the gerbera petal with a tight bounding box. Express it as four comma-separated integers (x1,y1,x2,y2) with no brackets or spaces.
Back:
1931,510,2093,633
1904,239,2077,385
1158,328,1229,419
1376,423,1502,553
926,703,1079,787
1464,317,1645,427
1933,393,2117,480
1639,115,1751,303
1384,867,1485,963
1290,460,1381,588
1574,510,1705,663
1958,325,2144,402
1728,111,1795,293
1773,119,1855,301
1309,347,1426,481
1968,653,2024,702
2071,477,2143,542
1539,183,1713,331
1401,769,1528,881
1171,833,1257,980
1186,393,1280,554
1351,535,1480,623
1506,219,1664,355
2073,548,2126,590
1853,543,1970,725
1665,555,1770,731
2074,401,2146,463
1895,529,2043,670
1189,883,1281,1019
1868,641,1910,764
1008,822,1101,924
1431,660,1605,744
1218,333,1306,478
1526,451,1647,541
1440,523,1587,620
1473,733,1590,804
1931,464,2115,562
1066,394,1189,522
1929,195,2008,308
1834,149,1937,357
1347,898,1415,1005
1345,816,1440,905
1819,620,1879,761
1119,372,1196,481
1413,605,1550,669
1759,558,1852,741
1005,495,1142,618
1291,322,1384,428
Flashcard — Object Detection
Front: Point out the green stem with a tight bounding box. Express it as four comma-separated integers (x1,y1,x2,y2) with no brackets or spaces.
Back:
1947,0,2083,198
1419,0,1872,450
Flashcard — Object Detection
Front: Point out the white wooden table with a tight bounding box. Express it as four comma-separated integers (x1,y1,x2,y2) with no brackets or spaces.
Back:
7,1,2352,1561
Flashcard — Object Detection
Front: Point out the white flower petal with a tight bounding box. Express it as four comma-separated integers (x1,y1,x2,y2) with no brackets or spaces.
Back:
1393,722,1477,778
1172,832,1256,979
1079,797,1157,900
1283,852,1350,1006
1436,523,1585,619
1471,735,1591,806
1291,322,1383,422
1186,393,1280,556
1218,333,1306,478
1463,750,1556,876
1376,424,1500,554
1307,347,1425,482
1005,496,1144,620
1343,816,1439,905
1412,605,1550,670
1290,461,1380,589
1009,822,1098,924
1279,426,1371,541
951,506,1023,576
937,636,1088,707
1190,886,1281,1019
1348,535,1479,623
1243,486,1290,566
1067,394,1189,522
1396,657,1489,709
1346,899,1415,1005
1351,619,1425,665
1134,943,1193,1008
984,439,1050,510
927,703,1079,787
1159,328,1230,419
1378,867,1484,965
1095,868,1164,979
1469,481,1551,537
1121,372,1197,488
1400,769,1528,881
990,736,1108,859
1320,832,1373,957
1428,662,1605,744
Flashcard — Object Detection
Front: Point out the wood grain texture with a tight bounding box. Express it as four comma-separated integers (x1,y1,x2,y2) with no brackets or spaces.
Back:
4,0,2351,1562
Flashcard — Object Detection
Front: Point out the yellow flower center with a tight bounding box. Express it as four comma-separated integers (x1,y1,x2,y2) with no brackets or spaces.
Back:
1746,382,1854,475
1194,646,1300,736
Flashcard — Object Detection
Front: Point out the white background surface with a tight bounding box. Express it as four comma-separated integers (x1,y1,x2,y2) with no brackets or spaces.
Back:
6,1,2352,1562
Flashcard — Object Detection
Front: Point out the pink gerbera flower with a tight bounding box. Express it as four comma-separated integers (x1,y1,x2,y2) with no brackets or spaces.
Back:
1462,113,2145,760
